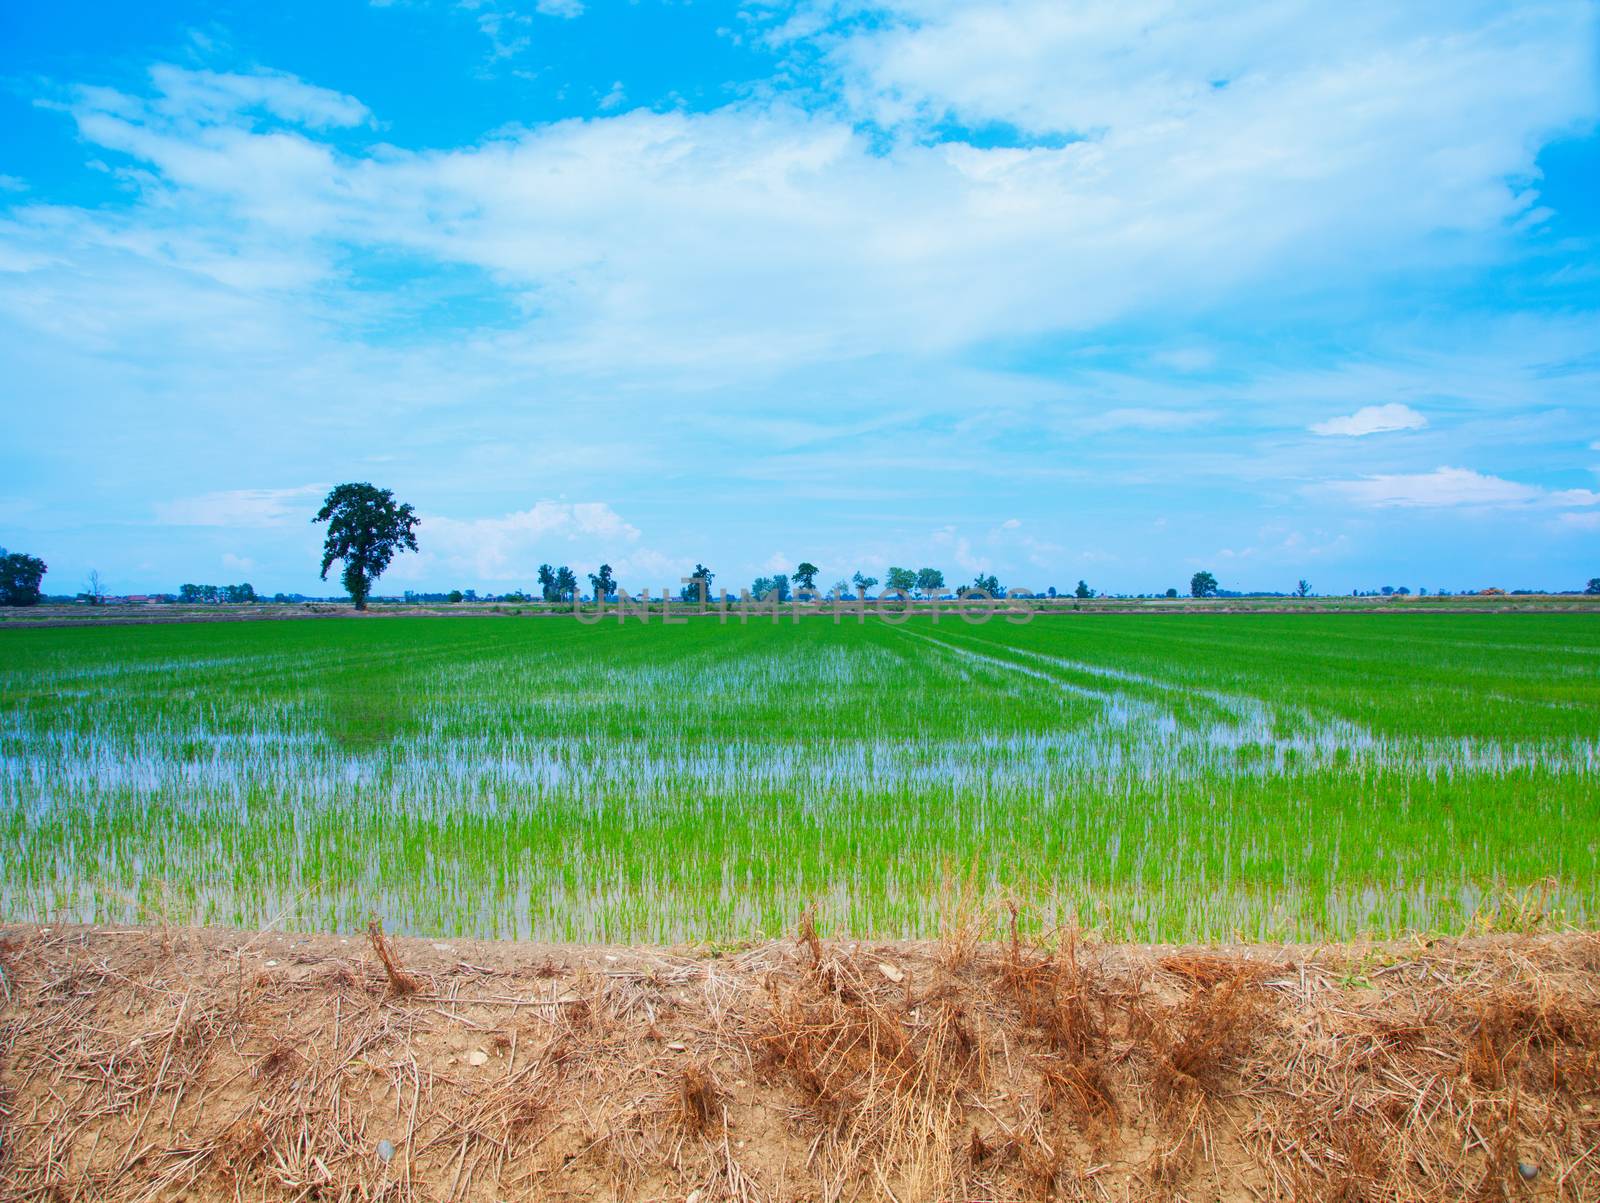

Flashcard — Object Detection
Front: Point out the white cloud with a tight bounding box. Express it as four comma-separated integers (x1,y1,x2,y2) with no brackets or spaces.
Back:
826,2,1591,149
155,484,328,527
1212,528,1350,562
987,517,1064,573
1311,402,1428,437
6,7,1600,594
405,501,640,580
468,5,533,62
139,65,369,128
1152,347,1216,373
926,518,1067,578
10,1,1591,378
607,549,693,591
442,2,582,66
1325,466,1600,509
1557,512,1600,532
932,530,983,574
1081,407,1213,433
221,552,258,573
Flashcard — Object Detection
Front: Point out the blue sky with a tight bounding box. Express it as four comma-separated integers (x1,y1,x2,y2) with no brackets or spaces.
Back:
1,0,1598,598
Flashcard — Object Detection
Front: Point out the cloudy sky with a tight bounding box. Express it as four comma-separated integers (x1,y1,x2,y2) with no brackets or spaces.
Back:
2,0,1597,597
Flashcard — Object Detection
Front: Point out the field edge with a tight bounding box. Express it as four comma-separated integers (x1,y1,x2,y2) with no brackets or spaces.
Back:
3,921,1597,1201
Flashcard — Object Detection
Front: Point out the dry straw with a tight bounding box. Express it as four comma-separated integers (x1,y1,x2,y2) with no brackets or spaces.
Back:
1,916,1597,1201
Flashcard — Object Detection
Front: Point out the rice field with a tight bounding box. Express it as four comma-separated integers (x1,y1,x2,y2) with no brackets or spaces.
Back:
1,613,1596,943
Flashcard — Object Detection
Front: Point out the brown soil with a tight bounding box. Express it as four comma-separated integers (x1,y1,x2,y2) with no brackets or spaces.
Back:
1,921,1597,1201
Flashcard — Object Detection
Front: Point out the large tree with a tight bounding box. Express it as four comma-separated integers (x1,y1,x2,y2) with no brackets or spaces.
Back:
794,561,819,591
0,549,47,607
964,572,1001,598
752,574,790,602
851,571,878,596
884,567,917,594
1190,570,1219,599
680,564,715,604
1074,579,1093,599
589,563,617,600
313,482,419,610
1587,578,1600,596
554,565,578,603
915,567,945,598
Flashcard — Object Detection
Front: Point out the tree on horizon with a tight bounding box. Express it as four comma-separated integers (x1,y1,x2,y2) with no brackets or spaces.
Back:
0,548,47,607
681,564,714,605
964,572,1001,598
589,564,617,600
554,566,578,603
752,573,790,602
313,483,419,610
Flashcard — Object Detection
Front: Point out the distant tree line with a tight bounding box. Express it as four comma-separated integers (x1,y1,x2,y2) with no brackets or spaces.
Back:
15,481,1600,610
386,571,1599,607
537,564,579,603
178,582,258,604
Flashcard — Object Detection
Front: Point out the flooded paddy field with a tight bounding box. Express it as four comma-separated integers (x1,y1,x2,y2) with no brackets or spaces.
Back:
1,613,1596,941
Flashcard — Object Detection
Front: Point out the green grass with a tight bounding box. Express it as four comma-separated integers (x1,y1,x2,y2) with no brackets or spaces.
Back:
2,613,1596,943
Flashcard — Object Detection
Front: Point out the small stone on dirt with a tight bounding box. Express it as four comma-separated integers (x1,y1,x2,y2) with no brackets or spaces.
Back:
467,1049,488,1066
376,1139,396,1163
877,962,905,983
666,1041,687,1052
1518,1162,1539,1180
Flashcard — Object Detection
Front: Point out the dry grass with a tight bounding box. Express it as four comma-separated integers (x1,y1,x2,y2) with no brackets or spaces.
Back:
368,913,423,997
1,922,1597,1201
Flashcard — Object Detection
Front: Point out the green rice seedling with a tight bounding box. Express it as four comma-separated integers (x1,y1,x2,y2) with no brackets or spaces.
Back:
0,612,1595,942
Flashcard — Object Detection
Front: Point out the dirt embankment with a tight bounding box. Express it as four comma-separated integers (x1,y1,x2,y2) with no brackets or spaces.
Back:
1,922,1597,1201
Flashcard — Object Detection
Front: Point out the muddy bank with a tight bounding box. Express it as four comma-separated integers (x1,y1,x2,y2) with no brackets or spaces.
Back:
1,922,1596,1201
